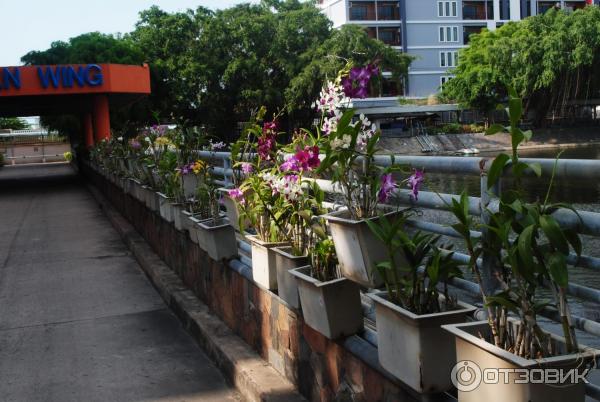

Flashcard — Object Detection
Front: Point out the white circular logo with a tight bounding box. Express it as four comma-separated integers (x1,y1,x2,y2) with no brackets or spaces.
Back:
451,360,482,392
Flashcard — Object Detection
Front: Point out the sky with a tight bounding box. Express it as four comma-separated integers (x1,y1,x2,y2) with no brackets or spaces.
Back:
0,0,258,66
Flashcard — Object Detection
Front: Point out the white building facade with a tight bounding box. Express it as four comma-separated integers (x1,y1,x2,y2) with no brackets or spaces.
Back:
318,0,593,97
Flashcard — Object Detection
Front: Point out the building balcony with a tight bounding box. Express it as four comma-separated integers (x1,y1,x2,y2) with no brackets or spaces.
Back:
462,1,493,20
349,1,401,21
463,25,486,44
365,26,402,47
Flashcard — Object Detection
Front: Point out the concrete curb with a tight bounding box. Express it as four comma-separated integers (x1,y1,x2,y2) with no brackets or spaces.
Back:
86,183,306,402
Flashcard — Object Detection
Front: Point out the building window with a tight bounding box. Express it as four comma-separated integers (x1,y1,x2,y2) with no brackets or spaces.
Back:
377,1,400,20
440,75,454,88
378,27,402,46
440,51,459,67
438,1,458,17
439,26,459,42
365,27,377,39
349,1,376,20
463,25,485,44
463,1,493,20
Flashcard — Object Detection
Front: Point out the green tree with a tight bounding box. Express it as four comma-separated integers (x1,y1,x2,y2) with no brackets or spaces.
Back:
442,6,600,125
21,32,144,65
287,24,412,120
0,118,28,130
130,6,212,124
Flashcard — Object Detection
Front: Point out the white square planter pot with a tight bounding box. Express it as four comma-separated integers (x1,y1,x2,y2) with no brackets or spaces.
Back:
137,185,149,205
118,158,128,177
157,193,174,222
197,217,238,261
130,179,143,202
172,203,184,231
182,175,199,199
122,178,133,195
272,246,309,310
180,209,194,233
126,157,135,177
218,188,249,232
142,186,159,211
188,215,203,244
368,291,476,394
443,320,597,402
290,266,363,339
247,235,289,291
145,189,160,212
323,209,407,288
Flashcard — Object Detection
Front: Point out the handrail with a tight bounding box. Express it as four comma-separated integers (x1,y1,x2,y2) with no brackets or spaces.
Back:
196,151,600,324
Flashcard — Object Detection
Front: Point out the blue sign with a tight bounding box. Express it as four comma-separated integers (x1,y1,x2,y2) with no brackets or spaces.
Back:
0,67,21,90
0,64,103,91
37,64,103,89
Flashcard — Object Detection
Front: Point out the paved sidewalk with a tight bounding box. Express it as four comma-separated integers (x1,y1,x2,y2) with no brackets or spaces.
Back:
0,163,242,402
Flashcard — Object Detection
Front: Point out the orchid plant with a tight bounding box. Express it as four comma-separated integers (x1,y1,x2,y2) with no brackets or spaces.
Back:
179,159,221,222
315,64,421,220
230,110,290,242
367,213,463,314
449,88,582,359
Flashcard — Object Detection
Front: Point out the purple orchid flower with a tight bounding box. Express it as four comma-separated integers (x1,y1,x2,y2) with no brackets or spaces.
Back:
408,169,424,201
378,173,396,203
228,188,245,205
241,162,253,174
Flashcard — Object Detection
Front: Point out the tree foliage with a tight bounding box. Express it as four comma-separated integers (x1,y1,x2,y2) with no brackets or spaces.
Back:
0,117,29,130
19,1,413,139
21,32,144,65
442,6,600,125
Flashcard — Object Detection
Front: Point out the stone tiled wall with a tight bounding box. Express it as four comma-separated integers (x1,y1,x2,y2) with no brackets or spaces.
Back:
85,165,418,402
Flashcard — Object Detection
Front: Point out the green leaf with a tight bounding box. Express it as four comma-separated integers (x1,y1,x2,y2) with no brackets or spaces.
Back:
508,87,522,127
539,215,569,255
366,217,388,244
528,162,542,178
547,252,568,288
563,229,582,257
376,261,393,272
487,153,510,188
486,124,506,136
513,161,530,178
518,225,535,270
486,294,519,313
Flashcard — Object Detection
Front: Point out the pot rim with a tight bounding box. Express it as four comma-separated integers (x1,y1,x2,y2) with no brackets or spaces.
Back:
368,290,476,322
246,234,289,248
272,246,308,260
442,320,598,367
289,265,347,288
217,187,234,196
322,207,408,226
198,217,232,230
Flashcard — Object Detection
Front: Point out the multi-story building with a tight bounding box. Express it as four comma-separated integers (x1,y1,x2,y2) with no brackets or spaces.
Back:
319,0,594,98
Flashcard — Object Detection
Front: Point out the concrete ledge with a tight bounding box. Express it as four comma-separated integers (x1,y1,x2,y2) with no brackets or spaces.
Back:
86,183,306,402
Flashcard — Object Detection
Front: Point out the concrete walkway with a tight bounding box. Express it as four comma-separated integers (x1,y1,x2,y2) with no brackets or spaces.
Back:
0,163,242,402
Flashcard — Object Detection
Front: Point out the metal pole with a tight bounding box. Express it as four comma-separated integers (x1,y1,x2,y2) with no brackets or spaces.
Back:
222,157,232,187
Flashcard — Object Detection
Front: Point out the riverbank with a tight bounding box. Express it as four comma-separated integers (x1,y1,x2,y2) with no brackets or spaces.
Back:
379,126,600,155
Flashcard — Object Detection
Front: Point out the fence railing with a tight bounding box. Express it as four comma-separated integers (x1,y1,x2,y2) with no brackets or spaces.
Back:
191,150,600,399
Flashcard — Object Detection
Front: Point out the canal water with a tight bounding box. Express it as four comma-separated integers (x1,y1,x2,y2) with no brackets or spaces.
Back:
421,145,600,348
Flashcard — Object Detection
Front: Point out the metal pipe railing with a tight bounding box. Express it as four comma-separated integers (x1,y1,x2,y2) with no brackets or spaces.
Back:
196,151,600,394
